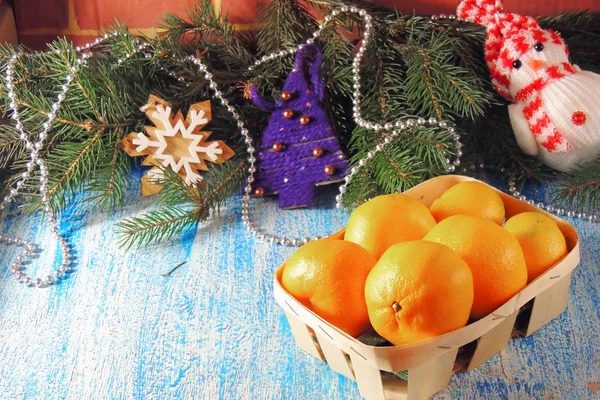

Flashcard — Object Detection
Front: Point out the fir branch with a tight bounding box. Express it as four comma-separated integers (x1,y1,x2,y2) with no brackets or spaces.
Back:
257,0,316,56
253,0,317,92
161,0,234,41
417,48,443,120
341,166,378,209
380,147,414,179
398,31,492,120
553,157,600,213
117,161,246,248
15,99,94,131
376,56,390,120
354,165,374,204
344,124,456,208
1,34,158,211
458,107,553,187
44,129,107,210
194,161,247,213
156,166,203,205
85,129,131,211
319,17,354,142
159,0,254,74
539,11,600,38
55,46,106,123
116,205,204,250
0,123,23,170
1,4,599,247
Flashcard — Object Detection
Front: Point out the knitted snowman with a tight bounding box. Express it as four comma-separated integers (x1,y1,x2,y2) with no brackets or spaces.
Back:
457,0,600,172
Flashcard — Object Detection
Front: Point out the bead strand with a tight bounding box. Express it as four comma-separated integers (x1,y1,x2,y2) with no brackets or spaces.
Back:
1,30,137,286
2,49,90,286
187,56,307,246
2,32,120,288
2,30,183,287
113,37,191,86
335,118,461,208
429,14,467,23
74,31,119,53
243,7,462,246
464,163,598,223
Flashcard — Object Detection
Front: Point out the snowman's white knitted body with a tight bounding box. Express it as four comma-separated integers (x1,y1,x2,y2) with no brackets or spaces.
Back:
458,0,600,172
507,50,600,172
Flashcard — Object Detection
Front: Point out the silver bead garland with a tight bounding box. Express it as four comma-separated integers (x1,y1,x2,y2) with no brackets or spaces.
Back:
2,12,461,258
3,52,79,287
463,163,599,222
335,118,461,209
2,10,592,287
2,29,252,290
506,175,599,223
242,7,462,246
1,30,139,287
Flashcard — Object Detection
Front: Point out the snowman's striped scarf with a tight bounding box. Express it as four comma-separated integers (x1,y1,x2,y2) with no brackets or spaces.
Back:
516,62,577,153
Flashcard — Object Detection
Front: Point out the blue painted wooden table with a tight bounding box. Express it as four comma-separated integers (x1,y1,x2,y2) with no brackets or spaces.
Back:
0,177,598,399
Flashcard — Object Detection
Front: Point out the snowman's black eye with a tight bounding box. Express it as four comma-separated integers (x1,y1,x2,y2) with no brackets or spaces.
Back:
513,59,522,69
534,42,544,52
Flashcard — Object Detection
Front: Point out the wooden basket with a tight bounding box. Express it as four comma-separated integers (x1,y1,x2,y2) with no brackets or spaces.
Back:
273,175,580,400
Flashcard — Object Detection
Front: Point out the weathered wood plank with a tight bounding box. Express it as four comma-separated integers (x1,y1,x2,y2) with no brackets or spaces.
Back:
0,182,597,400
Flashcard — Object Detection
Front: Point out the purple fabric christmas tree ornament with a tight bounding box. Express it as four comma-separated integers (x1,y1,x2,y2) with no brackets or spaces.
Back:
250,44,349,209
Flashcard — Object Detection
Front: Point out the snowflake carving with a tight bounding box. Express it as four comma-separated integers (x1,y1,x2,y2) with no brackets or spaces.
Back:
122,95,234,196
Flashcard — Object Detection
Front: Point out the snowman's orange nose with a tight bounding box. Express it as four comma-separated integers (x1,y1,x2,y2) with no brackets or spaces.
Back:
528,59,545,71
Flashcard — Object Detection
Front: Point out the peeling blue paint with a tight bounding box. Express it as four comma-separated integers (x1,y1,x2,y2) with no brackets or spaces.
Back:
0,179,597,399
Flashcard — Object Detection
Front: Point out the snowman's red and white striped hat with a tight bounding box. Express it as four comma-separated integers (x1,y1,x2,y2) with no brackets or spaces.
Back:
457,0,568,100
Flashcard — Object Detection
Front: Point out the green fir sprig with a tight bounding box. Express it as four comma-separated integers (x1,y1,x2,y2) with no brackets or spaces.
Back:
0,0,598,248
116,161,246,249
554,158,600,213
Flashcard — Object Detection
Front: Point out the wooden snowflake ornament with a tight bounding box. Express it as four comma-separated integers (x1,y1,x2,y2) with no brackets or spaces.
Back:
121,95,234,196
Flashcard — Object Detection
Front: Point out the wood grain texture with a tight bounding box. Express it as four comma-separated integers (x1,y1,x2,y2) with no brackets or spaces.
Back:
0,1,18,45
0,175,598,400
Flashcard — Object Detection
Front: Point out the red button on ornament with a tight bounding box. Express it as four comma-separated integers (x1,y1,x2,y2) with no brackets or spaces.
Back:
571,111,587,126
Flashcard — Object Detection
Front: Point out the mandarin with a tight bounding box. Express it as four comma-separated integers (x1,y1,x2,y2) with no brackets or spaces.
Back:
424,215,527,319
344,194,436,259
364,241,474,345
281,239,378,337
430,181,505,225
504,212,568,282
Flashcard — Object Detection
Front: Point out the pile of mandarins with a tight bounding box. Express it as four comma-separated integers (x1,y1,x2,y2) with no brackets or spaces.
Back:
281,181,569,345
